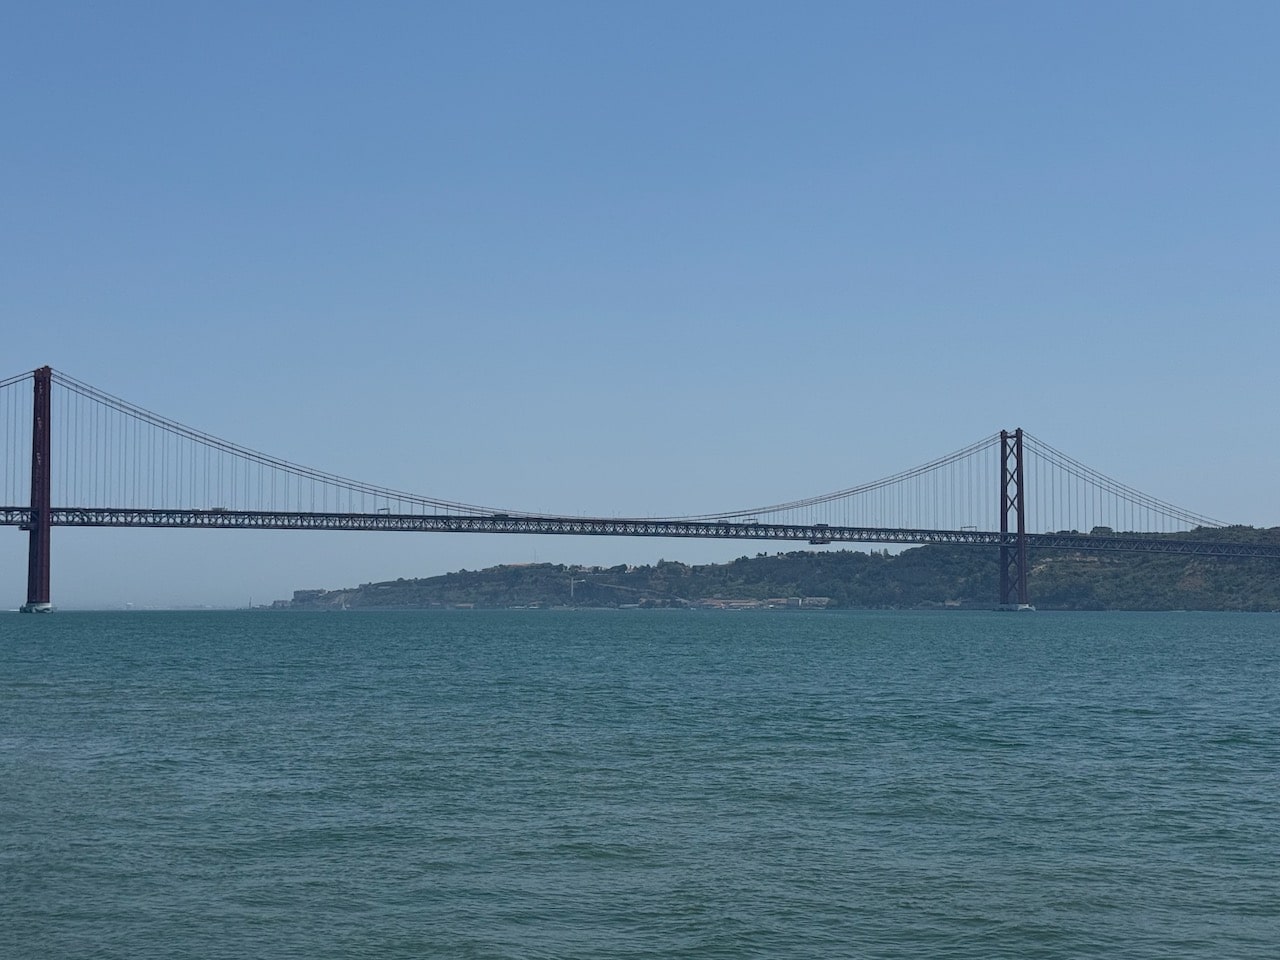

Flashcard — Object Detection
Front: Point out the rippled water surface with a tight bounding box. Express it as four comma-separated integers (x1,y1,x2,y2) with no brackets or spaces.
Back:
3,610,1279,958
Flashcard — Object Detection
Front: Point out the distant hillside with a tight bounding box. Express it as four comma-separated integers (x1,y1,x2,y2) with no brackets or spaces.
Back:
277,526,1280,612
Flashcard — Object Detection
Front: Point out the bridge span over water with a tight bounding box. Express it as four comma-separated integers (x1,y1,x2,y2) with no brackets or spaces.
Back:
3,366,1275,611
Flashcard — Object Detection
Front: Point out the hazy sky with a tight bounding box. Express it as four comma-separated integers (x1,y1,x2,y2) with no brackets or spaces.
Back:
3,2,1278,608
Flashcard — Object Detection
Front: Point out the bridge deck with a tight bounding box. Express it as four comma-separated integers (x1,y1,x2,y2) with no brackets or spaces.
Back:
2,507,1278,560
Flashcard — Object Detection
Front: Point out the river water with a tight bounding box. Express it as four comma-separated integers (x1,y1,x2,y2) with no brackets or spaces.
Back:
3,609,1278,958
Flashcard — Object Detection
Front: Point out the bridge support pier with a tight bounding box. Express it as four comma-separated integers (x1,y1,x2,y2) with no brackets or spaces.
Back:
998,428,1031,610
20,366,52,613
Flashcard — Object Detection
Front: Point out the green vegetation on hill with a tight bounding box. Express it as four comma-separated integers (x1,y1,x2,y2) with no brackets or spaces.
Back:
280,526,1280,612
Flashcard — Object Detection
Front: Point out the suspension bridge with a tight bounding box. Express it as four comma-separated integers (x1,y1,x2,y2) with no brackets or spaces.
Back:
3,365,1277,612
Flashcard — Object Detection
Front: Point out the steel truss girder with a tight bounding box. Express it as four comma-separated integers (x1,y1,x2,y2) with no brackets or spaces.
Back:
2,506,1279,560
37,508,1001,545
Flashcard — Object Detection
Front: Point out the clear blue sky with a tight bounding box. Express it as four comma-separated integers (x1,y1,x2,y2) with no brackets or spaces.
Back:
3,2,1277,608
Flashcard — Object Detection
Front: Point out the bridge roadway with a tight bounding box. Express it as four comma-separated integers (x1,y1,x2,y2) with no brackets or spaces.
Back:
2,506,1279,560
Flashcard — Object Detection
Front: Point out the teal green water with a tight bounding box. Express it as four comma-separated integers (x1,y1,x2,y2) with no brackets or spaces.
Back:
3,610,1278,958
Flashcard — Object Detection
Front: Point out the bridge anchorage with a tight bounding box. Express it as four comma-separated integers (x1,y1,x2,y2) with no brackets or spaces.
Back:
2,365,1274,612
